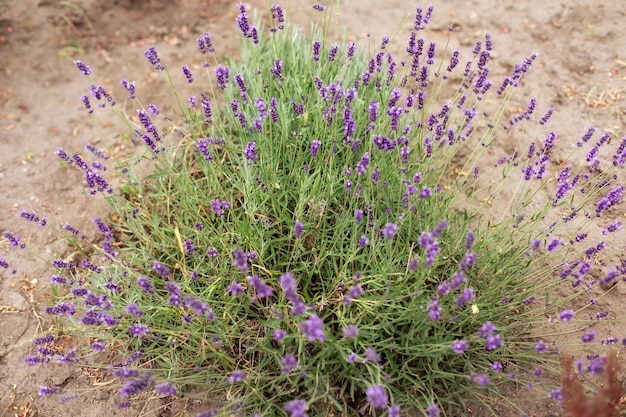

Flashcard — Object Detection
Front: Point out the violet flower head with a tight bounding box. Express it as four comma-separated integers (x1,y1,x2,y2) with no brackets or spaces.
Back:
128,323,150,338
155,382,177,397
182,65,194,83
144,46,164,70
342,325,359,339
273,329,287,342
248,274,273,299
294,220,304,238
358,235,369,248
120,79,136,99
233,248,249,273
137,275,154,294
197,32,214,54
485,334,504,351
74,60,92,75
470,373,490,387
425,403,440,417
300,314,325,342
383,222,399,240
312,4,326,11
310,139,321,157
228,369,246,383
534,339,547,354
244,141,258,161
312,40,321,62
427,297,441,322
560,309,574,322
365,384,388,409
546,238,564,252
227,280,244,296
153,260,171,278
214,65,230,91
596,185,624,217
452,339,468,354
284,399,308,417
455,287,475,308
281,354,299,374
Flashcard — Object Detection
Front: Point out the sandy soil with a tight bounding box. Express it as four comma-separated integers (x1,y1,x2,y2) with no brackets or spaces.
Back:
1,1,625,416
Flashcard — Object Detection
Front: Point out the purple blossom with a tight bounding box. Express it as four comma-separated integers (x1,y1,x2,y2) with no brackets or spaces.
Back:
128,323,150,338
273,329,287,342
425,403,440,417
281,354,299,374
233,248,249,273
153,260,171,278
244,141,257,161
137,275,154,294
383,223,399,240
534,339,547,354
155,382,177,396
455,287,475,308
300,315,325,342
182,65,193,83
470,373,490,386
312,4,326,11
427,297,442,322
560,309,574,322
227,280,244,296
284,399,308,417
312,40,321,62
119,373,153,398
294,220,304,238
358,235,369,247
197,32,214,54
228,369,246,383
365,384,388,409
74,60,92,75
451,339,468,354
270,5,285,31
144,46,164,70
342,325,359,339
310,140,321,157
596,185,624,217
485,334,504,351
126,303,144,317
39,386,63,397
248,274,273,299
546,238,564,252
478,321,496,337
214,65,230,91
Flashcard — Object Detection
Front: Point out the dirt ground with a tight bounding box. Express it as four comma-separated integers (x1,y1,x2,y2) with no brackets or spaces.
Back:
0,0,625,416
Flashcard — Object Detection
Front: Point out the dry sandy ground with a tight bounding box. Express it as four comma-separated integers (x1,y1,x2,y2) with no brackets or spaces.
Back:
0,0,625,416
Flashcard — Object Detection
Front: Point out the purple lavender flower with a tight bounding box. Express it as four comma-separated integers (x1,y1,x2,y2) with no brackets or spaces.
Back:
352,209,363,223
137,275,154,294
358,235,369,248
427,297,442,322
214,65,230,91
281,354,299,374
383,223,399,240
284,399,308,417
153,260,171,278
478,321,496,337
244,141,257,161
182,65,194,83
365,384,388,409
119,373,153,398
470,374,490,386
455,287,475,308
120,78,136,99
534,340,547,354
560,309,574,322
270,4,285,31
273,329,287,342
144,46,164,70
342,325,359,339
233,248,248,273
128,323,150,338
248,274,273,299
312,40,321,62
39,386,63,396
425,403,440,417
310,139,321,157
485,334,504,351
126,303,144,317
596,185,625,217
312,4,326,11
227,280,244,296
74,60,92,75
227,369,246,383
294,220,304,238
546,238,564,252
300,315,325,342
155,382,177,396
452,339,469,354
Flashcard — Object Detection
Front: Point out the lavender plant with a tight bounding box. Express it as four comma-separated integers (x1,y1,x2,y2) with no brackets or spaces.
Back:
7,3,626,416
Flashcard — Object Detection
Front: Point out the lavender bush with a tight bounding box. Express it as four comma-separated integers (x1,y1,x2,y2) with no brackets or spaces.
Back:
7,3,626,416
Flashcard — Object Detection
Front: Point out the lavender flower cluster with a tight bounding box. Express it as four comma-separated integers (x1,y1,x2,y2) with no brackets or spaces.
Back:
8,2,625,417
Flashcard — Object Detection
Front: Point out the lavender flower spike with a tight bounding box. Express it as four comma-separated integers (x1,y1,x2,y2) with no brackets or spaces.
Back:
74,60,92,75
144,46,165,70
